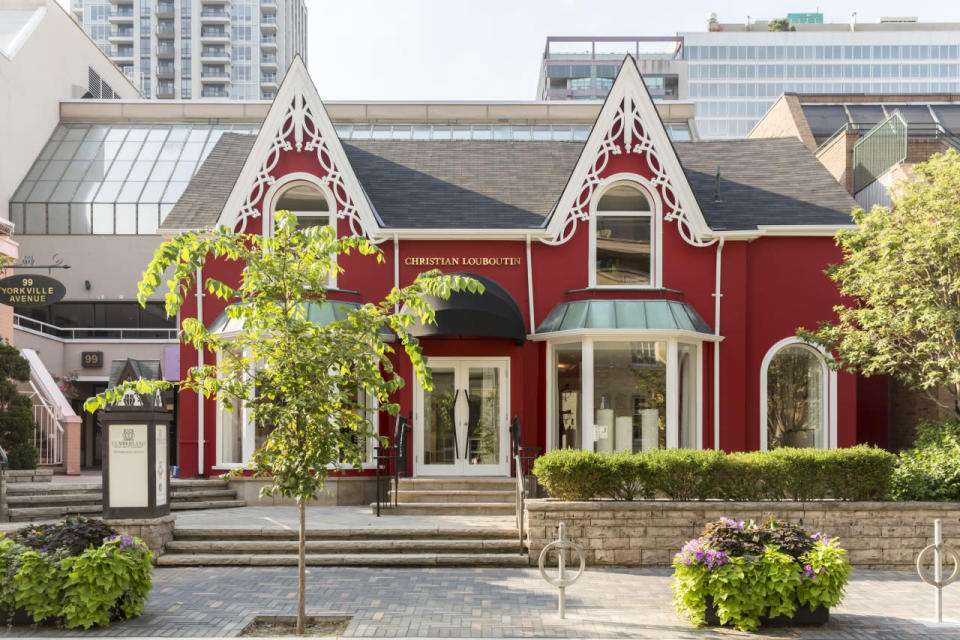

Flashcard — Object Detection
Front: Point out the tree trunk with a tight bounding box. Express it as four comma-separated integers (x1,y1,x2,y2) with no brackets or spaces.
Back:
297,496,306,635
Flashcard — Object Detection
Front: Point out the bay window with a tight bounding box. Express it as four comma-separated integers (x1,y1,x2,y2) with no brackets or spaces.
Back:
548,336,703,453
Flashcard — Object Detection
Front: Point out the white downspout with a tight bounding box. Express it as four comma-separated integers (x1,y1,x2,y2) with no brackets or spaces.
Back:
393,233,400,313
196,267,205,477
525,234,535,333
712,238,724,450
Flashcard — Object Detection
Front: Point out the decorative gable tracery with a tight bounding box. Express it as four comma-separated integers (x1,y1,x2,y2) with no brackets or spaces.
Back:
547,96,715,249
229,85,375,238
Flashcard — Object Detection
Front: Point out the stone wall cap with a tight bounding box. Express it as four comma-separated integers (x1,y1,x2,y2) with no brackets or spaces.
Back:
524,499,960,511
103,515,176,526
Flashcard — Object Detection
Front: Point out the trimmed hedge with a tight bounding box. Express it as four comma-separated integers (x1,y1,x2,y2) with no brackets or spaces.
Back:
532,445,896,502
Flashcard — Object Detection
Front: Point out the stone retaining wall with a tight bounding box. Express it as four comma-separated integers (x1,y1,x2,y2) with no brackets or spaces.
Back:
525,499,960,569
228,476,380,506
5,469,53,483
104,515,175,557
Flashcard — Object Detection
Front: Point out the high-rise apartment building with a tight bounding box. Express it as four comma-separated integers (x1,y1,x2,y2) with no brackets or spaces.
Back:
540,15,960,139
70,0,307,100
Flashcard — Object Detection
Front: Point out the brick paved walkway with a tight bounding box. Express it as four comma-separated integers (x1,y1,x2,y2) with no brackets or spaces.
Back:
2,567,958,638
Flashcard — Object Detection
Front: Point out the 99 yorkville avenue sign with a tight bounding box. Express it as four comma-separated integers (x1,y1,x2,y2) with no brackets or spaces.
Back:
0,274,66,306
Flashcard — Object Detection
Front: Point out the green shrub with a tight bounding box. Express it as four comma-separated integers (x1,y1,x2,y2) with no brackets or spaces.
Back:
532,449,614,501
14,516,118,556
600,451,652,500
0,343,38,470
891,420,960,501
671,518,851,631
0,524,153,628
646,449,726,500
822,445,895,501
532,446,897,501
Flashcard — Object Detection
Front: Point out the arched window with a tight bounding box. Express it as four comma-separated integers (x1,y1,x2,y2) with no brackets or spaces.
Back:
594,183,653,286
764,342,828,449
274,183,329,229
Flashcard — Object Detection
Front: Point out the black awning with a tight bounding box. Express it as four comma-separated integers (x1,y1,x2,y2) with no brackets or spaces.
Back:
403,272,526,343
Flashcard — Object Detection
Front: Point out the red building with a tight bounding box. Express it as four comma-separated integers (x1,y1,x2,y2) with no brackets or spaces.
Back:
161,57,886,486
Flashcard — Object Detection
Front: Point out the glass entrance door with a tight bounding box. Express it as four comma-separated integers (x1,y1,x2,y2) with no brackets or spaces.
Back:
416,358,509,476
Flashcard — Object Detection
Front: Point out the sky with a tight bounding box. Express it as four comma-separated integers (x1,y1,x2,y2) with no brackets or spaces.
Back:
308,0,960,101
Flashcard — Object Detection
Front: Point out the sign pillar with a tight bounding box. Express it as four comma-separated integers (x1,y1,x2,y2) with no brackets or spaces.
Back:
100,410,172,519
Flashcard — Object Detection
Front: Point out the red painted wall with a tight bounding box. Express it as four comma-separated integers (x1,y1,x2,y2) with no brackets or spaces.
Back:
175,100,887,477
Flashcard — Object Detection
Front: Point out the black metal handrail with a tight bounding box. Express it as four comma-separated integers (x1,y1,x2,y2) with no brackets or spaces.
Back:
510,415,541,553
0,444,7,522
374,413,410,516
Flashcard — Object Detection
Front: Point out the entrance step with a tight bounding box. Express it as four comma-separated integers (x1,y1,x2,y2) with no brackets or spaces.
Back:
5,483,102,522
3,478,243,522
376,477,517,516
158,527,526,568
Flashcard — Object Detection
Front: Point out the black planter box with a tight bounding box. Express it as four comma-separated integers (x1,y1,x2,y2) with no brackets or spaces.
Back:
704,596,829,627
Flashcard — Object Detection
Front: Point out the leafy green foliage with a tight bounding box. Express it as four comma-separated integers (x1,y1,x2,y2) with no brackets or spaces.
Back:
0,343,38,469
0,528,152,629
532,445,895,501
767,18,796,31
84,211,480,501
891,419,960,500
671,519,851,631
82,211,479,633
60,535,153,629
802,150,960,416
14,516,118,556
532,449,617,500
11,550,64,623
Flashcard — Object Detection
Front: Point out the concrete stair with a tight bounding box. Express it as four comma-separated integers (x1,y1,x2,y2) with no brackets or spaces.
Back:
373,477,517,516
4,478,244,522
157,527,527,567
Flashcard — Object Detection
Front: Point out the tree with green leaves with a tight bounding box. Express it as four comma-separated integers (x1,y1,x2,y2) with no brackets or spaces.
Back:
85,211,482,634
768,18,795,31
801,150,960,418
0,343,38,470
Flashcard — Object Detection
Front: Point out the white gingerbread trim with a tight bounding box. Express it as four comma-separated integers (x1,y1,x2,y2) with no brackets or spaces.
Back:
543,56,714,248
217,56,380,239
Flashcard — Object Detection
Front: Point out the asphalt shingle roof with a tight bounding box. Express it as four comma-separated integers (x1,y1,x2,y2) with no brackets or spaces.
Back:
160,133,256,232
161,133,857,233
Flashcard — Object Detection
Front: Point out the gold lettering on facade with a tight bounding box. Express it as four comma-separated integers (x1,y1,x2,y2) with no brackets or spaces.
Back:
403,256,521,267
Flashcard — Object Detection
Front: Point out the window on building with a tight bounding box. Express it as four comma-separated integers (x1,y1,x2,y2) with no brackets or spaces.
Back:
765,343,827,449
274,183,329,229
594,184,653,286
551,338,701,453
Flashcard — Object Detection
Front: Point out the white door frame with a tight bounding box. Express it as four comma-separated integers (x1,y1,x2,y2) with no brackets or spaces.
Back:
413,356,511,477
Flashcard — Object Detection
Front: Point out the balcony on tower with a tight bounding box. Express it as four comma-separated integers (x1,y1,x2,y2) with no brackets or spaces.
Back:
200,25,230,44
156,19,175,39
155,1,174,18
200,5,230,24
260,14,277,33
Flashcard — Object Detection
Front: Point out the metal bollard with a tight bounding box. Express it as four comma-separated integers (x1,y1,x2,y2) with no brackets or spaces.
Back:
916,519,960,623
538,522,585,619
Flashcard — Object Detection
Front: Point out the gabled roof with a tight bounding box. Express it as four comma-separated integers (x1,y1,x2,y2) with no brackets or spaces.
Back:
160,134,856,233
343,140,582,229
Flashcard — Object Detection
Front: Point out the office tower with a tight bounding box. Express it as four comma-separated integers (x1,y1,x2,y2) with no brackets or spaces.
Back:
70,0,307,99
541,14,960,139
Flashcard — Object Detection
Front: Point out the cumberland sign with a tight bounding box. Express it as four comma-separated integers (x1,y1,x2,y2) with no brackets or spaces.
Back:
0,275,66,306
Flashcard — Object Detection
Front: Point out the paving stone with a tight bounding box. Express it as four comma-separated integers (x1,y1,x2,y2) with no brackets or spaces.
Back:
0,566,958,638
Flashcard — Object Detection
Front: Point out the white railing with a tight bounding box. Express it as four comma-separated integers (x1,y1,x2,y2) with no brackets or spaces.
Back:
24,380,63,466
19,349,79,467
14,314,177,341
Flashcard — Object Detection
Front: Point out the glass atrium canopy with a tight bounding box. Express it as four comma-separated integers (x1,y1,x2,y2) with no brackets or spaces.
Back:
10,123,259,235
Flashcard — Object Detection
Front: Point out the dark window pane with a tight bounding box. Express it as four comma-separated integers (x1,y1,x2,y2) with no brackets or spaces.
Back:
596,216,651,286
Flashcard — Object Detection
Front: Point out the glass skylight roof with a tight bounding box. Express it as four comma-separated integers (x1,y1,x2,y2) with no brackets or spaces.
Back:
11,120,693,236
11,123,258,235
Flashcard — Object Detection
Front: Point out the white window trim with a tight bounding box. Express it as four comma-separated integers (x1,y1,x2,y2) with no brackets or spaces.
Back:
759,336,838,452
545,334,703,453
588,174,662,290
213,343,380,470
263,172,339,289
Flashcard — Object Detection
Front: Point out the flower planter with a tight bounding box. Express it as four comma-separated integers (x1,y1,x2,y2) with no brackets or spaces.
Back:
703,596,829,628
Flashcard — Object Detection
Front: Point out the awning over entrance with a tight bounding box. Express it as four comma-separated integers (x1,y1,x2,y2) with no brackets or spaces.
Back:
402,273,526,343
535,299,712,335
208,300,362,334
